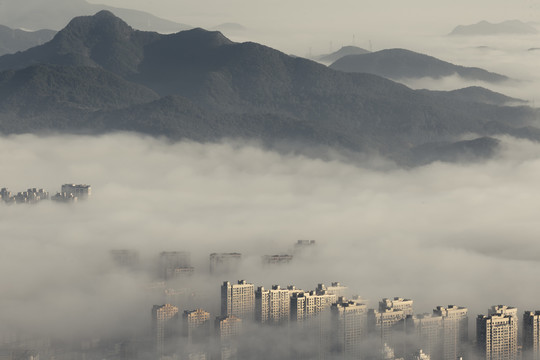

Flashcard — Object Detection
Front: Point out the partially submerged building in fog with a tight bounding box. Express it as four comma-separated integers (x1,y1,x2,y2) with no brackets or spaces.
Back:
331,296,368,358
262,254,293,265
1,187,49,204
159,251,193,280
151,304,179,358
477,305,518,360
523,311,540,360
221,280,255,321
210,253,242,274
255,285,291,325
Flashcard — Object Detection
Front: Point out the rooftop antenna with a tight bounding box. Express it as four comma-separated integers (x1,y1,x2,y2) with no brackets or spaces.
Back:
369,40,373,52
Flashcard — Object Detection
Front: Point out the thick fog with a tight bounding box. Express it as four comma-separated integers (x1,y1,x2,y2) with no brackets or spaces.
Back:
2,133,540,342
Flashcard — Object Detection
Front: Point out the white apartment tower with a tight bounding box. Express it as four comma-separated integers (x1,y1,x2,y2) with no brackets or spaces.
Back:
151,304,179,358
221,280,255,321
255,285,290,324
368,298,413,344
331,297,368,358
477,305,518,360
523,311,540,360
434,305,468,360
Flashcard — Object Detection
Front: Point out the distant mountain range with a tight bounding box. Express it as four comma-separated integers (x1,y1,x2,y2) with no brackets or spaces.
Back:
315,46,370,64
0,25,56,56
0,0,190,33
0,11,537,165
417,86,526,106
450,20,538,36
329,48,508,83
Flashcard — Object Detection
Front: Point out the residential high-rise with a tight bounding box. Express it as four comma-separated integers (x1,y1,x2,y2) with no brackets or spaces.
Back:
380,298,414,316
434,305,468,360
477,305,518,360
151,304,179,358
326,282,348,298
159,251,192,280
110,249,140,269
290,287,337,323
61,184,91,199
405,313,443,358
183,309,210,343
523,311,540,360
368,298,413,343
221,280,255,321
262,254,293,265
368,297,413,358
255,285,290,324
331,296,368,358
215,315,243,360
210,253,242,274
183,309,210,360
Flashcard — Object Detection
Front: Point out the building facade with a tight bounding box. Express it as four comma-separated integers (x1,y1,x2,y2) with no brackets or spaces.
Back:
477,305,518,360
151,304,179,358
221,280,255,321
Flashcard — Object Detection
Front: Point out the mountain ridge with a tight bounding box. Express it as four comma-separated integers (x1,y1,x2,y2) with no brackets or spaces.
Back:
329,48,509,83
0,11,537,165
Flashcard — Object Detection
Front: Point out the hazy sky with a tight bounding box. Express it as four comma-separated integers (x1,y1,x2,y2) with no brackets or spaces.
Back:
86,0,540,51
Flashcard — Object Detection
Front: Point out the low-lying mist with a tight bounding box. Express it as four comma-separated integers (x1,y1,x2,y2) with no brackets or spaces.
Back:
1,133,540,341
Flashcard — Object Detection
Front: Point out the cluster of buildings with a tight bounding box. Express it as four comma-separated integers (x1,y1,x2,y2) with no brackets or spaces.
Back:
4,238,538,360
111,240,317,279
0,184,91,204
150,281,540,360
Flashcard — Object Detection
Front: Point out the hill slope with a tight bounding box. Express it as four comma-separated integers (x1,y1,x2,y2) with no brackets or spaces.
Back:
0,25,56,56
329,48,509,82
316,46,370,64
450,20,538,36
0,11,537,165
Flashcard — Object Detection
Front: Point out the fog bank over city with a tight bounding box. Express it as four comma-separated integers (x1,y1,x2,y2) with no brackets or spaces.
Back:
1,133,540,339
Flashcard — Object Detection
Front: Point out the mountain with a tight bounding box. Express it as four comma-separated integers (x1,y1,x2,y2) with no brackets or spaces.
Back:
329,49,508,83
0,25,56,56
0,11,537,165
316,46,370,64
418,86,526,106
410,137,501,165
450,20,538,36
0,0,190,33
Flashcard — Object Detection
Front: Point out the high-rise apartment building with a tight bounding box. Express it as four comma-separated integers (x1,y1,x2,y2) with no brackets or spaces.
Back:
290,287,337,323
182,309,210,360
331,297,368,358
368,298,413,344
151,304,179,358
523,311,540,360
406,313,443,358
262,254,293,265
159,251,192,280
434,305,468,360
221,280,255,321
61,184,91,199
210,253,242,274
183,309,210,343
477,305,518,360
325,282,348,298
215,316,243,360
255,285,290,324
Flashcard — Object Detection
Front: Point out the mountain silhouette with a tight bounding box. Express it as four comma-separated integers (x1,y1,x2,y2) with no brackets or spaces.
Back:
330,48,508,83
0,11,537,165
